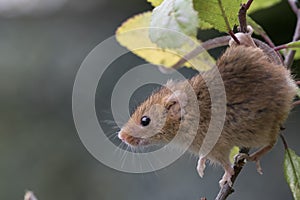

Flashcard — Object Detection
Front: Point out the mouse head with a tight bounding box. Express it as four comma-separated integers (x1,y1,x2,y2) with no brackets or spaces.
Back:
118,87,188,147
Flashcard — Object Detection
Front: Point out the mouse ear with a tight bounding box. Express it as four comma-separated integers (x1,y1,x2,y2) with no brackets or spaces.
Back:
164,90,187,120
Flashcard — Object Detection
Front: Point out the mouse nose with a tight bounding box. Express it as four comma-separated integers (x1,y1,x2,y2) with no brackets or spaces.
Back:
118,129,126,141
118,131,123,140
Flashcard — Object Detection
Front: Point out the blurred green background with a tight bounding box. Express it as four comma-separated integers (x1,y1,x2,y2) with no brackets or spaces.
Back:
0,0,299,200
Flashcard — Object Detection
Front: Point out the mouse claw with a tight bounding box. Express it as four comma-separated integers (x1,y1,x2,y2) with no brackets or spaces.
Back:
235,152,263,174
248,154,264,175
197,156,207,178
219,178,232,188
234,153,249,163
255,160,263,175
219,168,234,188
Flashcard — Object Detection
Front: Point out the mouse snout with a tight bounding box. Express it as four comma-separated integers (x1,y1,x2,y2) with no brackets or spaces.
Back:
118,129,125,142
118,129,141,146
118,129,127,141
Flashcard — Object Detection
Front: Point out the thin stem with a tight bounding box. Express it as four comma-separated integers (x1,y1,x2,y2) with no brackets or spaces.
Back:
262,34,275,48
280,134,289,150
238,4,247,33
229,30,240,44
216,0,240,44
288,0,299,14
247,14,276,47
218,0,232,33
171,36,283,70
170,36,231,69
238,0,254,33
244,0,254,9
285,1,300,68
274,44,288,51
280,133,299,187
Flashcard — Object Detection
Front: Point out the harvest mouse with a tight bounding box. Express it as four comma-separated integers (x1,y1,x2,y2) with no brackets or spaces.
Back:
118,36,297,187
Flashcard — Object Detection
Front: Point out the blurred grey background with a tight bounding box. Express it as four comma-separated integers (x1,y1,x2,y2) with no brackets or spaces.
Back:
0,0,299,200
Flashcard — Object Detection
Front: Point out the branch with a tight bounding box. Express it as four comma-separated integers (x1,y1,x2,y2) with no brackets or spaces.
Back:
238,0,253,33
171,36,283,70
171,36,231,69
260,33,275,48
280,134,289,150
285,0,300,68
288,0,299,14
239,0,276,47
217,0,240,44
279,134,298,178
229,30,240,45
214,118,297,200
215,148,250,200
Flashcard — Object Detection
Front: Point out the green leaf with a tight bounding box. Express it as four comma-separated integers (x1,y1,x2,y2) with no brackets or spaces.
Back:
147,0,163,7
150,0,199,48
199,20,214,30
284,148,300,200
229,146,240,164
297,88,300,98
248,0,282,14
116,12,215,71
287,41,300,50
281,41,300,61
193,0,241,33
294,50,300,60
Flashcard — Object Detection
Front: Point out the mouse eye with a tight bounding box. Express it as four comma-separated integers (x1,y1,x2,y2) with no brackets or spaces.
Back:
140,116,151,126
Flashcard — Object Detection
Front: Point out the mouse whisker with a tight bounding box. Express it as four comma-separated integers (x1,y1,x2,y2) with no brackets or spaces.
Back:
100,119,124,130
104,131,119,142
145,154,158,177
114,141,125,156
120,146,130,169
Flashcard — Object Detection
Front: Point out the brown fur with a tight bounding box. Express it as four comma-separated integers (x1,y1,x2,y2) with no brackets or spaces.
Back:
119,45,297,173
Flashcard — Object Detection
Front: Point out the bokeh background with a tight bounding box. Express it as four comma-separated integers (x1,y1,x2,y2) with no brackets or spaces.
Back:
0,0,299,199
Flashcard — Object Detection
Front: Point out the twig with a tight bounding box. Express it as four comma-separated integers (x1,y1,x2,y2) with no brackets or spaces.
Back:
229,30,240,45
217,0,240,44
244,0,254,10
215,148,250,200
241,1,276,47
285,0,300,68
280,133,298,173
261,33,275,48
171,36,231,69
274,44,289,51
238,0,253,33
217,0,230,31
288,0,299,14
171,35,283,70
254,39,283,65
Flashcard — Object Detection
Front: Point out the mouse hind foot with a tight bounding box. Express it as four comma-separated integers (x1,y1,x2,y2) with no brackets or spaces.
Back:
219,165,234,187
